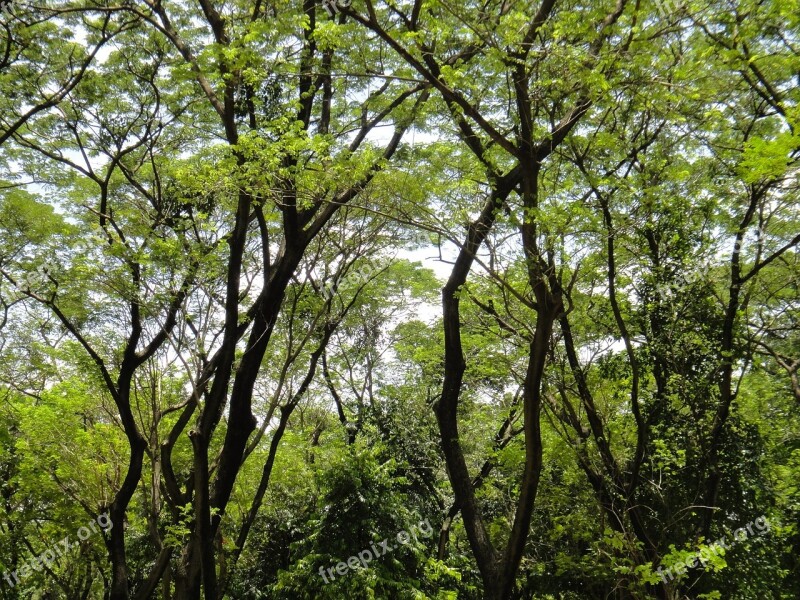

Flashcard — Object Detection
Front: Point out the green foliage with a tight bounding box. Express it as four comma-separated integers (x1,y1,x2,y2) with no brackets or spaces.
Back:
0,0,798,599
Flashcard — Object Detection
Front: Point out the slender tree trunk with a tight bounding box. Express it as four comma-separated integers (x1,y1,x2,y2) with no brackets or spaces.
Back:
108,377,147,600
437,180,518,594
499,307,556,598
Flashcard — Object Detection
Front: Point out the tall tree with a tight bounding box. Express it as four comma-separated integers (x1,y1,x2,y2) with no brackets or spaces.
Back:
346,0,634,597
2,0,427,597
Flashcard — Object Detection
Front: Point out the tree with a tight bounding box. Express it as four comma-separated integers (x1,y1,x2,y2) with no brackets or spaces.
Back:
2,0,427,597
345,1,636,597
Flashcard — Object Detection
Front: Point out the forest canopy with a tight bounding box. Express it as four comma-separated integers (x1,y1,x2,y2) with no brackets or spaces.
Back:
0,0,798,599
